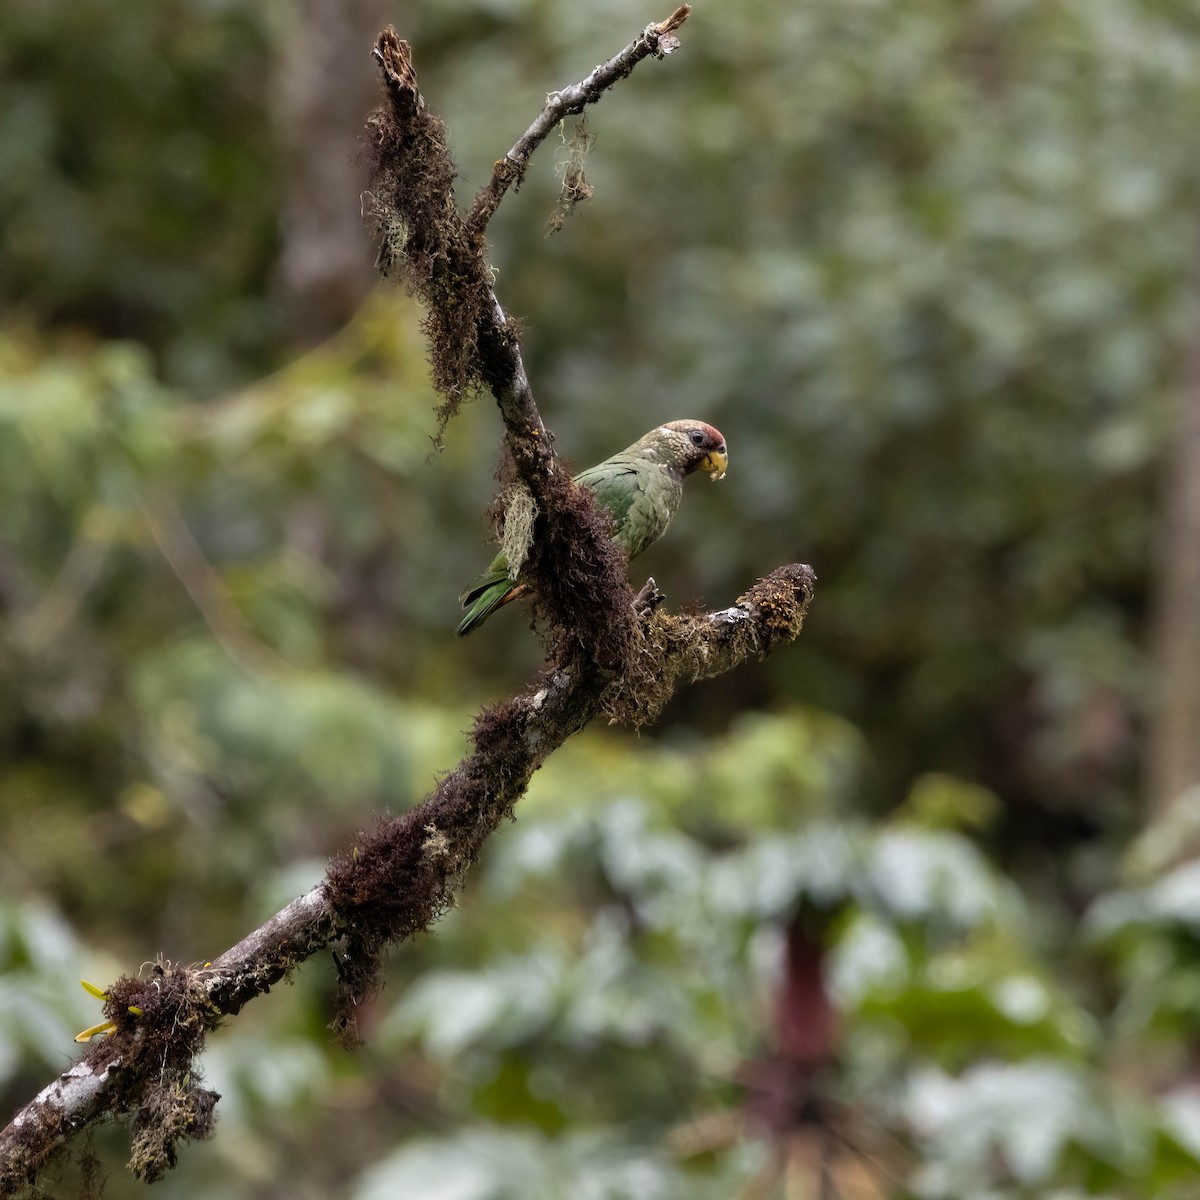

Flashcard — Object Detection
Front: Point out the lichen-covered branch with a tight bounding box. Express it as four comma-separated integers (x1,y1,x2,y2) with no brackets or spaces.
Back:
0,567,814,1191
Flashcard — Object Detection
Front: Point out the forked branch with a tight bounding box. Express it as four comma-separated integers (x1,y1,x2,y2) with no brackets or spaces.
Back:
363,10,695,667
0,10,818,1192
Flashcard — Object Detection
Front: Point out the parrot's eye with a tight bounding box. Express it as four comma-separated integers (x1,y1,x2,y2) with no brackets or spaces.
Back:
690,431,705,446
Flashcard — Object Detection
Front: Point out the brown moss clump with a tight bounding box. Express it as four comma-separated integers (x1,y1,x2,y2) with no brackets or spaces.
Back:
99,966,219,1057
484,446,638,671
33,964,223,1184
324,696,540,1041
519,466,638,671
362,28,495,442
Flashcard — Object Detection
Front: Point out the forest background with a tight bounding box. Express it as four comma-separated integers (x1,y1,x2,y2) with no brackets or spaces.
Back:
3,1,1200,1197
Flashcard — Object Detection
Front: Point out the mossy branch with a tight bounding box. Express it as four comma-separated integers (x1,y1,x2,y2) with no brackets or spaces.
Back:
0,566,814,1192
0,12,817,1191
363,13,692,667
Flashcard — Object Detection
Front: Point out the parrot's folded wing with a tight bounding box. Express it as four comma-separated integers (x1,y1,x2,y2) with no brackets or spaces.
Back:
458,559,523,636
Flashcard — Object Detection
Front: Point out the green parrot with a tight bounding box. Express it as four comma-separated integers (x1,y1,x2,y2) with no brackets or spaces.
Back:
457,418,729,636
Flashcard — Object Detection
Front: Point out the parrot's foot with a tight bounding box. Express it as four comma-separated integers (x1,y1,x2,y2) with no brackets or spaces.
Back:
633,576,665,615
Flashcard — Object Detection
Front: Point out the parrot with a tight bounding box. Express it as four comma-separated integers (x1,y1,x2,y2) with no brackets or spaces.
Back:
457,418,729,636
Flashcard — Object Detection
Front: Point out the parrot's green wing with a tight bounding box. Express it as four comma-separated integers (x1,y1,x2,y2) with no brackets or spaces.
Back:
575,457,680,559
456,550,519,637
573,458,647,552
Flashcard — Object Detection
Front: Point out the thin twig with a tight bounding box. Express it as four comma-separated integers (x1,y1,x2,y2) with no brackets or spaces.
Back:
465,6,691,236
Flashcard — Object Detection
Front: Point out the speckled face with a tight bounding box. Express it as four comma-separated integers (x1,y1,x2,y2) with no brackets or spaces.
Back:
658,419,729,480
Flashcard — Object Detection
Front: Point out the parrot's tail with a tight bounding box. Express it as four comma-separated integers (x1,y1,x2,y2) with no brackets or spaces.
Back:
456,573,526,636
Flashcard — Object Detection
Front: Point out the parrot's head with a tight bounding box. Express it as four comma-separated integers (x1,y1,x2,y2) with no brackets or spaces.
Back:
656,419,728,481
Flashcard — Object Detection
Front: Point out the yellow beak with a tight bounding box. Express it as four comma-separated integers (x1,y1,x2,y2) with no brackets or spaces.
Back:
701,448,728,480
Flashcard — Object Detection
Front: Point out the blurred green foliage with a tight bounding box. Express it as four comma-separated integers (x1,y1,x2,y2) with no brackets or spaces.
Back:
3,0,1200,1197
0,0,282,393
